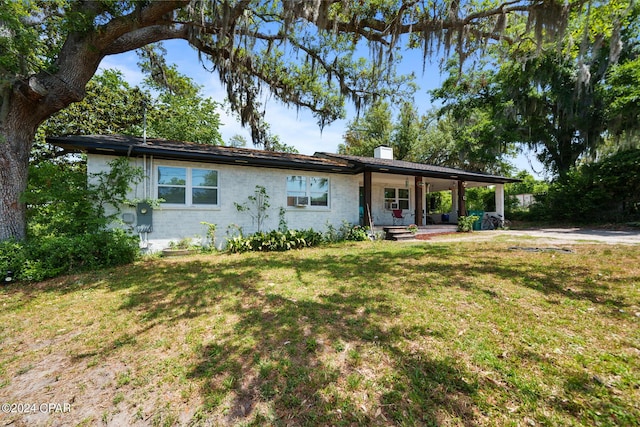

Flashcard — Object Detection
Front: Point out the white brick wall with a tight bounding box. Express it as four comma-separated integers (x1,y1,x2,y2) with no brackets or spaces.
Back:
88,155,360,251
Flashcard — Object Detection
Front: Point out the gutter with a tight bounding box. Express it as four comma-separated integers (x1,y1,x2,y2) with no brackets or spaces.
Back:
47,136,355,175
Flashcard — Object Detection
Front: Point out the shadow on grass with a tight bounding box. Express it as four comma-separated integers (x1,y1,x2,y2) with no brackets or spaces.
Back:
185,279,480,425
4,241,638,424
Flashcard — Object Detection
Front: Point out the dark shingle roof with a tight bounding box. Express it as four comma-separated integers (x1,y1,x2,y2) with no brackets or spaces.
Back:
47,135,353,173
47,135,518,183
315,152,519,184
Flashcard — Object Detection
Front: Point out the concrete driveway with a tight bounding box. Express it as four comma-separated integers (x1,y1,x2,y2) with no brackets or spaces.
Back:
430,227,640,245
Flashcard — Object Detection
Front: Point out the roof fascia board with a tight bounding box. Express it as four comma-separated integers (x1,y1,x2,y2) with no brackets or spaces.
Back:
363,165,519,183
315,152,518,183
50,137,354,174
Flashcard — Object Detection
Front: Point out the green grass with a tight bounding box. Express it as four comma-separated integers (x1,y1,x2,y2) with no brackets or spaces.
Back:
0,240,639,426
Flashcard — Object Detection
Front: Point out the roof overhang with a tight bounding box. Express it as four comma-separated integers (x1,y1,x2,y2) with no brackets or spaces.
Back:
315,153,520,184
47,135,520,184
47,135,353,174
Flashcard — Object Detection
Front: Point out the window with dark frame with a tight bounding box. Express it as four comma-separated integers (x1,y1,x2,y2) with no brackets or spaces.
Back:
384,187,409,210
286,175,329,207
158,166,218,206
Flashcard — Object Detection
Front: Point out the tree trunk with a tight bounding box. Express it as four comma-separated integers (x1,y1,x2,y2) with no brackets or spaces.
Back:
0,91,40,241
0,136,31,241
0,2,194,242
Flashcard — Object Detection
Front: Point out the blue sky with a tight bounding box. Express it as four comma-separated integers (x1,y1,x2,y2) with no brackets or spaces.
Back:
99,39,544,178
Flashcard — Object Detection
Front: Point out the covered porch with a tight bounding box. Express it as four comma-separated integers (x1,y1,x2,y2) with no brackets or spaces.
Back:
357,171,509,227
317,148,519,228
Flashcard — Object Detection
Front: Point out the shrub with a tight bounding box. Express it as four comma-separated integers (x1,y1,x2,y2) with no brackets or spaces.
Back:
226,229,324,253
457,215,479,233
224,221,368,254
527,149,640,223
345,225,370,241
0,240,27,281
324,221,369,243
0,230,138,282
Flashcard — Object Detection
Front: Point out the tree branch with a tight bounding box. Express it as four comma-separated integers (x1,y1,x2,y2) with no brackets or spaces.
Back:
91,0,190,51
103,25,189,55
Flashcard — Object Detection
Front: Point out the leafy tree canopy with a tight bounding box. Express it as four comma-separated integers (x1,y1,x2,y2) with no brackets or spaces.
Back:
339,101,514,174
35,67,224,161
430,1,639,179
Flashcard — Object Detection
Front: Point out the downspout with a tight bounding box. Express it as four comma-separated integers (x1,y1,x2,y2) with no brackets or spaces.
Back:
143,154,147,200
138,100,150,248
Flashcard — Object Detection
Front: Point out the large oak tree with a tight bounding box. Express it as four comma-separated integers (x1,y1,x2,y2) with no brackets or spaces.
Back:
0,1,579,241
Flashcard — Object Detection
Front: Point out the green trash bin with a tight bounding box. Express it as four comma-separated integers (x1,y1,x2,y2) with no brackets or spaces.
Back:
468,210,484,230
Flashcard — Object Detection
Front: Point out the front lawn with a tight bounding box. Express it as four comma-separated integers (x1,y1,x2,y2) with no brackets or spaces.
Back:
1,240,638,426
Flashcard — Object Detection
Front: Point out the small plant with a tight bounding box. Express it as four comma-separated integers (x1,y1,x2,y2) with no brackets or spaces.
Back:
324,222,340,243
226,223,243,238
407,224,419,234
457,215,479,232
200,221,217,250
345,225,370,241
168,237,199,250
235,185,270,232
278,206,288,232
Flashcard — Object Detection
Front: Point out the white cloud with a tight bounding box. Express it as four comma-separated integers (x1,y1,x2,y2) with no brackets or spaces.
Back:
99,51,145,86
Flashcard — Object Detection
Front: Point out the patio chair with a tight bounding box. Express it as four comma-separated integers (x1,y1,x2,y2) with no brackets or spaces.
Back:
391,209,405,225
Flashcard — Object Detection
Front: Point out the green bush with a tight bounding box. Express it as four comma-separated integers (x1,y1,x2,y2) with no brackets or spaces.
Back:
0,229,138,282
324,221,369,243
0,158,144,282
0,240,27,281
527,149,640,223
226,229,324,253
225,222,370,254
345,225,370,241
457,215,479,233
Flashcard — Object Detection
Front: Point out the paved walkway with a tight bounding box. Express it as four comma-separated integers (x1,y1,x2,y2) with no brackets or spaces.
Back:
428,227,640,245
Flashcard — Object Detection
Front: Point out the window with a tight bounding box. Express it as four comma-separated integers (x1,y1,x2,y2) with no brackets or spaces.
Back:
384,187,409,210
286,176,329,207
157,166,218,206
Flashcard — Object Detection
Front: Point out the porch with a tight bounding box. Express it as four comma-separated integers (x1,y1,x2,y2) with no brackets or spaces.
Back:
316,148,519,229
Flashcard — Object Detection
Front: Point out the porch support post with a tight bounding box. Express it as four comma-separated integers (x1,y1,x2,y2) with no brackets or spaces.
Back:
451,184,458,218
364,170,372,227
458,180,467,217
495,184,505,219
415,176,423,226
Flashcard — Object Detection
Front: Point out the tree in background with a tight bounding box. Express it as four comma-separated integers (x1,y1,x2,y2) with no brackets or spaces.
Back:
408,112,462,168
33,70,149,162
431,1,639,179
391,102,420,161
228,134,248,148
137,44,223,145
35,65,224,160
339,101,514,174
338,100,393,157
